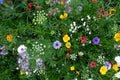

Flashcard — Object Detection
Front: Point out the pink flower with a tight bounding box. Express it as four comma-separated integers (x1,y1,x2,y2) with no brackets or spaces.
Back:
98,8,102,13
28,2,33,8
80,37,87,43
104,11,109,16
90,61,96,68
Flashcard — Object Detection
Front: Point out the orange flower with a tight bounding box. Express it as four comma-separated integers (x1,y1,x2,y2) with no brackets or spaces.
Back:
6,34,12,42
112,64,119,71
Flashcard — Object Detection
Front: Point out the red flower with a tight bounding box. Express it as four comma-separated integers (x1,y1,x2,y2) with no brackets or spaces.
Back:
28,2,33,8
104,11,109,16
80,36,87,43
90,61,96,68
98,8,102,13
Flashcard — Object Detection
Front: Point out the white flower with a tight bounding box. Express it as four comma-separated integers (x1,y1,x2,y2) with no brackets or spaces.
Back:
17,45,27,53
115,56,120,67
115,56,120,63
115,71,120,78
87,15,91,20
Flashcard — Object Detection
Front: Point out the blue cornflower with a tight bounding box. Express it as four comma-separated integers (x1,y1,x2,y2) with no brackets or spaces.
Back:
92,37,100,44
53,40,62,49
0,0,3,4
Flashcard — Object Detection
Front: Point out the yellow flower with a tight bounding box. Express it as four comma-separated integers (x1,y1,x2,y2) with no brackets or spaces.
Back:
100,66,108,75
59,13,68,19
76,71,80,75
109,8,116,15
63,34,70,42
112,64,119,71
114,33,120,42
65,42,71,48
63,13,68,18
20,70,25,75
60,15,64,19
60,1,64,5
6,34,12,42
70,66,75,71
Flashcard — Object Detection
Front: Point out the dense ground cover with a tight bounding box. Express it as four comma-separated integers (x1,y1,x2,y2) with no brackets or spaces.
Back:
0,0,120,80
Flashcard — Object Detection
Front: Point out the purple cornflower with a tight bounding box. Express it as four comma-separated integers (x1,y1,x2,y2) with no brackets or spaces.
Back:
0,0,3,4
104,61,111,70
92,37,100,44
53,40,62,49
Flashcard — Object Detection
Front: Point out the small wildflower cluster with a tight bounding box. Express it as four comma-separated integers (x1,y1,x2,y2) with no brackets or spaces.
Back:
32,10,47,25
33,58,45,75
17,45,30,75
0,0,120,80
48,8,60,16
69,21,81,33
31,42,46,55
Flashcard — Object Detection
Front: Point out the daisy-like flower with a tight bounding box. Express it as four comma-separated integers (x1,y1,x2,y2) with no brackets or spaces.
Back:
53,40,62,49
109,8,116,16
17,45,27,54
92,37,100,44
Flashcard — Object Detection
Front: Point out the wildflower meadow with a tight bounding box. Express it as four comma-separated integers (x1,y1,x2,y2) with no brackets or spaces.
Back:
0,0,120,80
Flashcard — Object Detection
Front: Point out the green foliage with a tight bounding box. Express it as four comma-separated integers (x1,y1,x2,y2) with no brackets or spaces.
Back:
0,0,120,80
